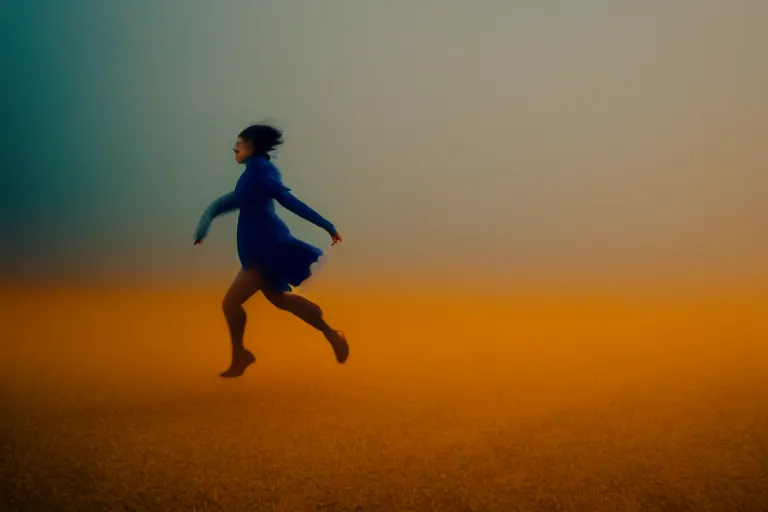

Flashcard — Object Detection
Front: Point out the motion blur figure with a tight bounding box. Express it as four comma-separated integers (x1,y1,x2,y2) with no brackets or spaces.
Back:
194,124,349,377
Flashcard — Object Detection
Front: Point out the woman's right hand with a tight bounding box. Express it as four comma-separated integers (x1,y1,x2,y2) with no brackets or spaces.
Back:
330,231,343,246
194,214,212,245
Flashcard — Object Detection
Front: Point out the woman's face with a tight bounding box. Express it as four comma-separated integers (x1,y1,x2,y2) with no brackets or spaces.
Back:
233,137,254,164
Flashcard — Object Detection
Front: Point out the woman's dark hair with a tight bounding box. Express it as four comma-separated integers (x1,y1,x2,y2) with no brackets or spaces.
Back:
239,124,284,154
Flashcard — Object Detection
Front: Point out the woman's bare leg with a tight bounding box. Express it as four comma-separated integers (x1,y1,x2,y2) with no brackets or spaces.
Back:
220,269,262,377
263,289,349,363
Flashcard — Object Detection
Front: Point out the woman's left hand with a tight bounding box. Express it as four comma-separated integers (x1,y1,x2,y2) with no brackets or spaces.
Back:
331,232,343,246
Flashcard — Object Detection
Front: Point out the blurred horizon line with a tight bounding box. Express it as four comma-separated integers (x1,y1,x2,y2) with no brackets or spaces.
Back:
3,267,767,298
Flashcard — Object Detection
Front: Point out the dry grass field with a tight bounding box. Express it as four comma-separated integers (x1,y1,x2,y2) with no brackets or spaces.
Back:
1,283,767,511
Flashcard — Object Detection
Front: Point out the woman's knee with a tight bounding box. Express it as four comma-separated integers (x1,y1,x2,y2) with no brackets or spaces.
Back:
222,296,244,316
222,269,262,315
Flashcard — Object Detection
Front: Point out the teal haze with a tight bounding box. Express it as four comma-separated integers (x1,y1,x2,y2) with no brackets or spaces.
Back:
2,1,767,286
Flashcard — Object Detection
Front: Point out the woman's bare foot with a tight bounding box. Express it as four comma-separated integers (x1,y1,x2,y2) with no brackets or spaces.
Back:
323,329,349,364
220,349,256,378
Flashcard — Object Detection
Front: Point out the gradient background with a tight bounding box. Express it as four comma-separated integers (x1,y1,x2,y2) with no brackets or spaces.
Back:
3,0,767,288
2,3,768,510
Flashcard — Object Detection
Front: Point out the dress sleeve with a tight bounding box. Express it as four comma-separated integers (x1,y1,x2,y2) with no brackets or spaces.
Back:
195,191,239,241
207,191,239,217
264,171,337,235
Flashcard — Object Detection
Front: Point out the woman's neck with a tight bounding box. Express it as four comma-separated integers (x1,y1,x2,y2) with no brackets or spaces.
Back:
246,152,270,164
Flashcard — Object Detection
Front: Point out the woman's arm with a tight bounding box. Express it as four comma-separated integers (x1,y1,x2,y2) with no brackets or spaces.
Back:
261,169,337,235
273,188,337,235
208,191,239,218
194,191,239,242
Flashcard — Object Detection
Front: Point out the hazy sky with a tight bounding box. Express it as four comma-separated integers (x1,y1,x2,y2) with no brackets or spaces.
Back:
2,0,766,285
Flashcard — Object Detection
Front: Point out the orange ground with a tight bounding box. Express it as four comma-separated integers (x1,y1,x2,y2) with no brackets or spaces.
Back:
1,283,767,511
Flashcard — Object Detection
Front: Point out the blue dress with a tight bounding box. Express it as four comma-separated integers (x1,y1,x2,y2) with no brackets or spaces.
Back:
195,154,337,292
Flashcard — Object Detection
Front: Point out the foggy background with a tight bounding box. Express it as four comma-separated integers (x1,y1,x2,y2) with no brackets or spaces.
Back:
3,5,768,509
3,0,766,287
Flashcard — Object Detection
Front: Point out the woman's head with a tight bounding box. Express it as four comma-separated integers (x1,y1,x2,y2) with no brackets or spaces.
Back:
233,124,284,164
